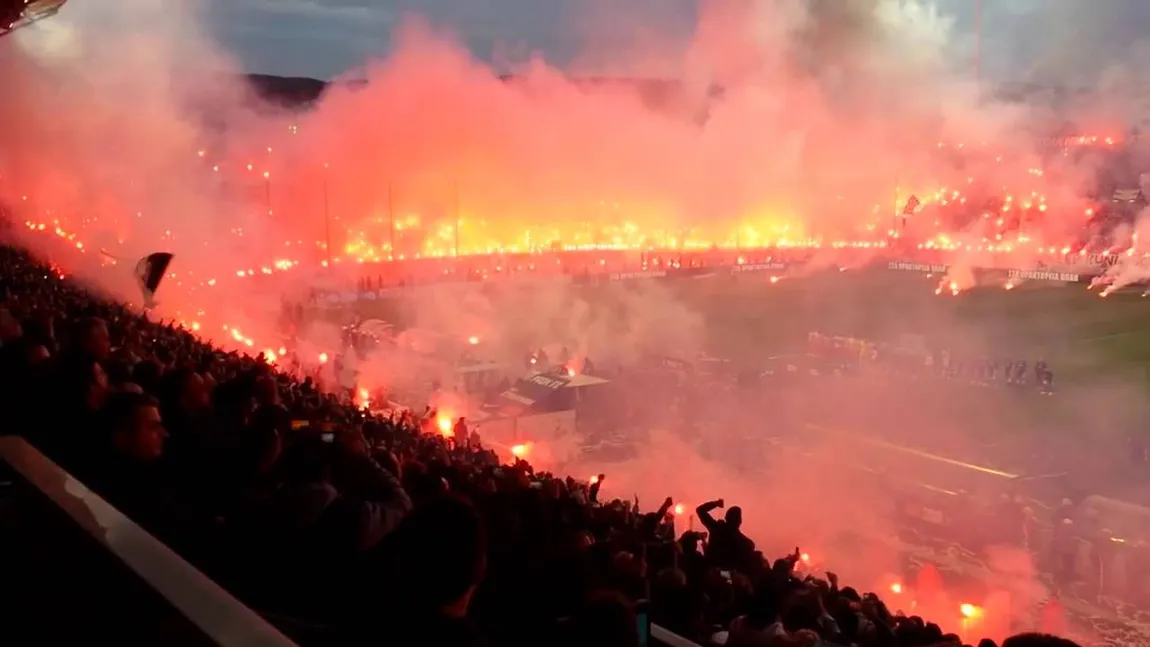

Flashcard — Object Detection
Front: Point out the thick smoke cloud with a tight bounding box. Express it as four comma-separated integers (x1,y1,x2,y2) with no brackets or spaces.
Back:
1,2,1147,640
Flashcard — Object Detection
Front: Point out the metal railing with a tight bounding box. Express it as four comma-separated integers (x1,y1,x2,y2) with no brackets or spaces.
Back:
0,434,718,647
0,436,298,647
652,624,705,647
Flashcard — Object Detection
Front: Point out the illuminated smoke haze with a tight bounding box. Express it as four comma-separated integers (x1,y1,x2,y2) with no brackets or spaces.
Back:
3,2,1150,641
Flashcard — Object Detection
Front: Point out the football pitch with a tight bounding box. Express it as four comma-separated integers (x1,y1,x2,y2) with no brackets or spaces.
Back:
678,268,1150,387
341,266,1150,493
344,266,1150,390
670,269,1150,497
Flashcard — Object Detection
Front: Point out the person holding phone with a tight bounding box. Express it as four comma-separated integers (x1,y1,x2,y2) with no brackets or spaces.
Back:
634,599,650,647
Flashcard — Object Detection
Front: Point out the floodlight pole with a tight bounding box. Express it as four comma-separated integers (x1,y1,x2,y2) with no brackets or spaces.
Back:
322,163,332,267
388,182,396,257
453,180,461,257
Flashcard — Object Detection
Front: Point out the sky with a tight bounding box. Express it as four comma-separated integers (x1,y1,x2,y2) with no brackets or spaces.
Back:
203,0,687,79
193,0,1150,84
33,0,1150,84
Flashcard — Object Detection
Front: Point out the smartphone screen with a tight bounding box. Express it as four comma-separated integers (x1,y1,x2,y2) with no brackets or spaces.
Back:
321,433,335,443
634,599,650,647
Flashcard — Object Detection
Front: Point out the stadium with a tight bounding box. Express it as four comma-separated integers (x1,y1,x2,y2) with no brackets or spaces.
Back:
5,2,1150,647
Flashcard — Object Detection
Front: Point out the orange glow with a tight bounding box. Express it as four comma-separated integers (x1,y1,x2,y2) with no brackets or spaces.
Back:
510,443,528,458
890,582,903,595
673,504,684,515
437,416,453,436
960,603,980,619
4,33,1141,375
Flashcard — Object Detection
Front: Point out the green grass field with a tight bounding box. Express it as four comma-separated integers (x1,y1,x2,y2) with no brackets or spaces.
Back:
342,268,1150,389
673,269,1150,387
674,269,1150,485
339,268,1150,495
667,269,1150,497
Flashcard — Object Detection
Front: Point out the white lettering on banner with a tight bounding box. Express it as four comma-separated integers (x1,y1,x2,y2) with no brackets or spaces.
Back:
731,262,787,273
528,375,567,389
1039,252,1150,274
887,261,948,273
1038,254,1109,272
1008,269,1079,282
609,271,667,281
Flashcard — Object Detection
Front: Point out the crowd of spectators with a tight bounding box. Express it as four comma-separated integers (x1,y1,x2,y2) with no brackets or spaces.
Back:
0,244,1084,647
805,333,1055,393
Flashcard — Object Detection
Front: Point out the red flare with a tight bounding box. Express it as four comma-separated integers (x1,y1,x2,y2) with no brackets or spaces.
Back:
1040,597,1065,636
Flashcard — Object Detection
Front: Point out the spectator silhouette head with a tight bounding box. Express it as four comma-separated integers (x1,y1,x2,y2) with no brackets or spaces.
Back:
60,357,109,412
571,590,639,647
72,316,111,362
163,368,210,415
21,314,53,348
239,419,282,477
726,505,743,529
1002,633,1082,647
0,308,22,344
106,391,167,462
27,343,50,366
387,493,486,618
253,375,279,406
131,359,162,394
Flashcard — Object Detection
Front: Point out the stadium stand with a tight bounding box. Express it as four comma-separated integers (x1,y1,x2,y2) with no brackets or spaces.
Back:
0,0,67,37
0,242,1078,647
0,437,295,646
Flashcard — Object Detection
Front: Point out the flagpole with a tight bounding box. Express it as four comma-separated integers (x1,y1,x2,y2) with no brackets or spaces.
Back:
893,181,900,234
453,179,461,257
322,163,332,267
388,182,396,258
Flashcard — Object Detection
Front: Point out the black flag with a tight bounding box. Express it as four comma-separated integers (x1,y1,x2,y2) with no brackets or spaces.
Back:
901,195,921,215
135,252,173,309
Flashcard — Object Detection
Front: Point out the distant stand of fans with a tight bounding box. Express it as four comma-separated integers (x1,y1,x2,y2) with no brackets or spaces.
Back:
806,332,1055,394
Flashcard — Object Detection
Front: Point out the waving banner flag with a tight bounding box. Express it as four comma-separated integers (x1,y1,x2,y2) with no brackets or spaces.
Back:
901,195,921,215
134,252,173,309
